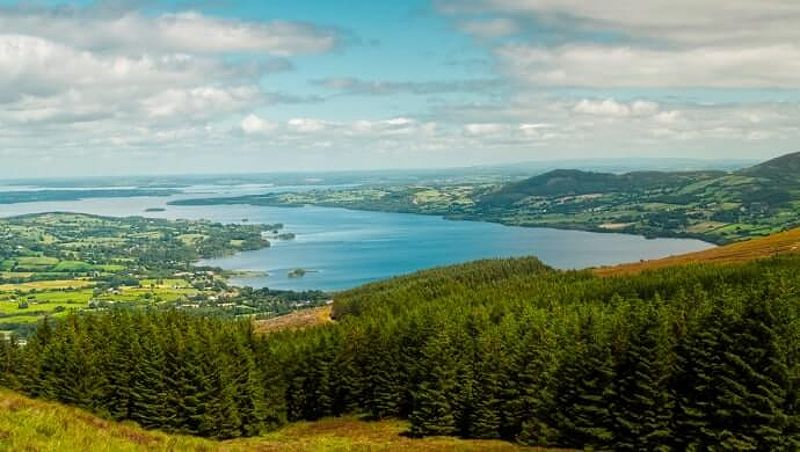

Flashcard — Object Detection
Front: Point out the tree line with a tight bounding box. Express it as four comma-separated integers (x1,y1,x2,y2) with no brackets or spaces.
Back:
2,255,800,449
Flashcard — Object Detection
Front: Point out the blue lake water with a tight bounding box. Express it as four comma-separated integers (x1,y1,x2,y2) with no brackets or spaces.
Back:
0,189,715,291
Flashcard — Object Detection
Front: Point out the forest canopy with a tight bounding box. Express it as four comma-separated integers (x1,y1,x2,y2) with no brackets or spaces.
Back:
3,253,800,449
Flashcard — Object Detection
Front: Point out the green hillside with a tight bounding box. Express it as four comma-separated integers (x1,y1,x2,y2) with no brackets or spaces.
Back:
739,150,800,181
473,152,800,242
3,247,800,450
482,169,723,203
172,152,800,244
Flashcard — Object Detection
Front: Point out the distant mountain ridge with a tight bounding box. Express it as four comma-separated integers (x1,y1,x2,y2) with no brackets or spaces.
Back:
482,169,725,204
484,151,798,203
167,152,800,244
738,151,800,181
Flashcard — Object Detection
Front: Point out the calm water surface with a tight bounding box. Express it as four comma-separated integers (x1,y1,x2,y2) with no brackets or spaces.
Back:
0,188,715,291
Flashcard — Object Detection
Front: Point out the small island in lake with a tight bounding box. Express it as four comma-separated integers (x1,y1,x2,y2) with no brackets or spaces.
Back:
288,268,308,278
144,207,166,212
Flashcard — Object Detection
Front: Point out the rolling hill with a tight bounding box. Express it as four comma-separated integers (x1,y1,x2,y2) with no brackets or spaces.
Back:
739,150,800,181
481,169,724,204
172,151,800,244
472,151,800,243
484,151,800,203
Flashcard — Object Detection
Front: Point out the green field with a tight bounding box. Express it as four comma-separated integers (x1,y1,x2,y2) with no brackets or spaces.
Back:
0,213,323,335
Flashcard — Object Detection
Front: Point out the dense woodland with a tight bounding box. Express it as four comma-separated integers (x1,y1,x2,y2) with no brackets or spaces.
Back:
2,254,800,448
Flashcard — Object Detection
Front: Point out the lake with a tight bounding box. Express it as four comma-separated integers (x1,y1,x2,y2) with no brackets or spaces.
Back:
0,188,715,291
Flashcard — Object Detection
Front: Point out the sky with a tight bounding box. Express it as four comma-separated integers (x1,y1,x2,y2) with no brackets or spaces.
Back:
1,0,799,178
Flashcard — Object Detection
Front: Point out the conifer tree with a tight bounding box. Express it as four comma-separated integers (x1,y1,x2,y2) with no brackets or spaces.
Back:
506,324,558,445
230,331,269,437
253,339,287,429
608,307,673,451
302,334,334,419
715,296,791,449
468,328,504,439
0,335,20,389
409,331,459,437
130,323,168,429
363,329,403,419
329,331,361,416
550,317,615,449
101,313,136,420
672,302,726,449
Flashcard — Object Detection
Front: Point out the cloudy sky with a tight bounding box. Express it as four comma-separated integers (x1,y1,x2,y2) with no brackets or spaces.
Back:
1,0,799,177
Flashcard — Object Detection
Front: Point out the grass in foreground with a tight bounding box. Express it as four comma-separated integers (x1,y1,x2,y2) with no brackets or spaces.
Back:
0,390,536,451
0,389,213,451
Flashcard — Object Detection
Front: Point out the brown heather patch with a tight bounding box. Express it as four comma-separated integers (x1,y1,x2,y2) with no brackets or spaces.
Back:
74,412,109,430
253,305,333,335
0,397,27,412
116,426,162,446
594,227,800,277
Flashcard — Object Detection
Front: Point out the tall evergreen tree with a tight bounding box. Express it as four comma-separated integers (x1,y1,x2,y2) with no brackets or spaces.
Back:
409,330,459,437
467,327,504,439
129,322,168,429
362,328,403,419
506,323,558,445
672,302,727,449
608,307,673,451
550,317,615,449
715,296,791,449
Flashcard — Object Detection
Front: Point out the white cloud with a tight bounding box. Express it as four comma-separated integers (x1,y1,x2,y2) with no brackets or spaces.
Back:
497,43,800,88
287,118,329,133
241,114,278,135
464,123,509,136
0,9,340,56
351,117,416,133
443,0,800,90
1,1,798,177
573,99,660,117
244,117,436,138
142,86,261,119
0,34,248,103
313,77,504,96
0,5,345,176
444,0,800,46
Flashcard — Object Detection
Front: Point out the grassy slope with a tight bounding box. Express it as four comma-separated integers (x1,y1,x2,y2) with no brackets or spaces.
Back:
0,390,534,451
595,226,800,276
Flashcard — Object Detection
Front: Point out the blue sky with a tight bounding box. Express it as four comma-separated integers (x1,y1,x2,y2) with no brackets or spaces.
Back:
1,0,799,177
